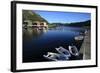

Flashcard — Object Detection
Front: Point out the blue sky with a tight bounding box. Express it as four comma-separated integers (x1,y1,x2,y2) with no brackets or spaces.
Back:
34,10,91,23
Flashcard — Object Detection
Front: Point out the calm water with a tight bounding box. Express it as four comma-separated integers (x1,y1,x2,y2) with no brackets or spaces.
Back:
23,26,85,62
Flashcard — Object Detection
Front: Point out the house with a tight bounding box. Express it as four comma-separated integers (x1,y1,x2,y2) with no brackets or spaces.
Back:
23,20,48,29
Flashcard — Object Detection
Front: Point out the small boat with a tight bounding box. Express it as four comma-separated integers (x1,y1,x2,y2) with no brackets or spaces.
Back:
43,52,69,61
74,35,84,41
79,30,88,35
69,45,79,56
84,30,88,35
55,46,71,57
79,32,84,35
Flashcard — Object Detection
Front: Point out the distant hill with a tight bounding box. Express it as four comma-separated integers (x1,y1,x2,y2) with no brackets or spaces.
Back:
50,20,91,27
22,10,48,23
65,20,91,27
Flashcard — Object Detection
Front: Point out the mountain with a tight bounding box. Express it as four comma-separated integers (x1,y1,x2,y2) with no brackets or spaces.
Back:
50,20,91,27
22,10,48,23
65,20,91,27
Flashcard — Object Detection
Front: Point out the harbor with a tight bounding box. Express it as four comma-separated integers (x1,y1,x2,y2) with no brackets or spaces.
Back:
43,29,91,61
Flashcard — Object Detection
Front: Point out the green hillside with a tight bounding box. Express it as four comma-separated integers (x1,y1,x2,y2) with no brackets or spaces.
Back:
65,20,91,27
49,20,91,28
22,10,48,23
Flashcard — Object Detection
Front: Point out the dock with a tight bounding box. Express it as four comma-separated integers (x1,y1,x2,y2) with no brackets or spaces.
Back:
79,30,91,60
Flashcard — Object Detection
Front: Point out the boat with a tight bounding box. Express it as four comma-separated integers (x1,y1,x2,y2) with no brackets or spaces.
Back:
84,30,88,35
68,45,79,56
43,52,69,61
55,46,71,57
74,35,84,41
79,32,84,35
79,30,88,35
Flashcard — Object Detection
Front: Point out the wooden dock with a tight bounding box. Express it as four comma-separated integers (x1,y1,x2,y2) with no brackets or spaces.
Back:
79,30,91,60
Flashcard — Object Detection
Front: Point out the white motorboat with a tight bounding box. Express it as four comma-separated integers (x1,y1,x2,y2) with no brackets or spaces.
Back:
43,52,69,61
79,30,88,35
74,35,84,41
55,46,71,57
69,45,79,56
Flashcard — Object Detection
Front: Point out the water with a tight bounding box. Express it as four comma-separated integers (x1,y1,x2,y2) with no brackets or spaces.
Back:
23,26,85,63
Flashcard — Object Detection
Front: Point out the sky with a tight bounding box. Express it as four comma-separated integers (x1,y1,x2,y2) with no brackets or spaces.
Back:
34,10,91,23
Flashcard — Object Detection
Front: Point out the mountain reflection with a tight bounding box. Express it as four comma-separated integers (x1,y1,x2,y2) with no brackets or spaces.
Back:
23,28,47,41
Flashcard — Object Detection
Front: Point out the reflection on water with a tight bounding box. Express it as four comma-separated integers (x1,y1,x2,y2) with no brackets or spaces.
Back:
23,26,85,63
23,28,47,41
